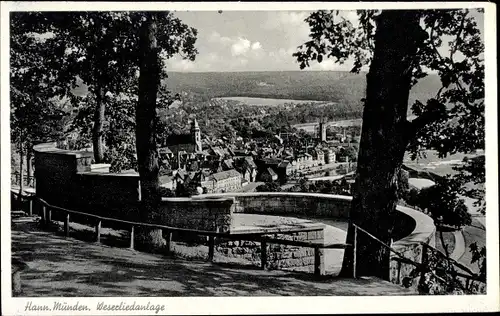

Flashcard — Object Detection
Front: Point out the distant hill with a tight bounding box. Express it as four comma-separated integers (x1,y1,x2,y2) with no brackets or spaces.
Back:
72,70,441,115
163,70,441,115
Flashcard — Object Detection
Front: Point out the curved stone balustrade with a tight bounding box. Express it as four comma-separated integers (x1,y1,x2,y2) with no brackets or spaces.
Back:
199,192,436,285
199,192,435,245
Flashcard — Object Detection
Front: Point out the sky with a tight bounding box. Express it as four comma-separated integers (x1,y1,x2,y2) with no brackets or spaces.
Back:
165,10,358,72
164,10,484,73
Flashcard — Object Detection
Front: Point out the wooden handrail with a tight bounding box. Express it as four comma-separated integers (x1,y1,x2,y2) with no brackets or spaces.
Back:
20,195,485,283
352,224,408,260
391,256,485,282
420,242,482,279
36,197,351,250
31,196,353,277
352,223,485,289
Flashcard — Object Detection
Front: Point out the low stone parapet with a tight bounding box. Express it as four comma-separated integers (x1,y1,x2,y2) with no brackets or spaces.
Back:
202,192,436,282
216,228,325,271
158,197,236,233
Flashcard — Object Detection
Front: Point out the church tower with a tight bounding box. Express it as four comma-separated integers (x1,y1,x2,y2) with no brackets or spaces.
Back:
318,121,327,142
191,118,202,152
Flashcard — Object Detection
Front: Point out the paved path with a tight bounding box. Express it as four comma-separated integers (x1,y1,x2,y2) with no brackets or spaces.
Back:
450,230,466,261
11,220,413,297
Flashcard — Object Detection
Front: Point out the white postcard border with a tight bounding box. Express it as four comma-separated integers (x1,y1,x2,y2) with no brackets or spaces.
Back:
1,2,498,315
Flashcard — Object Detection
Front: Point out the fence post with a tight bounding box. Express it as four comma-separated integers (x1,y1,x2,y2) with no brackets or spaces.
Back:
64,212,70,237
208,236,215,262
261,237,268,269
95,220,102,243
28,198,33,217
418,243,429,288
41,204,46,224
353,225,358,278
129,225,134,249
46,207,52,225
164,230,172,253
397,260,402,284
314,246,324,276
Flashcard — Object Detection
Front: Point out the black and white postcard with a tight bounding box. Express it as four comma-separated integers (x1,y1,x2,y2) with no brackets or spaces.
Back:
1,1,498,315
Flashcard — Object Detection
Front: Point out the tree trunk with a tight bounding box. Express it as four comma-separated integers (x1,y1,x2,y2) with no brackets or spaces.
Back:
26,149,33,187
340,10,423,280
92,86,106,163
18,144,24,196
135,13,165,250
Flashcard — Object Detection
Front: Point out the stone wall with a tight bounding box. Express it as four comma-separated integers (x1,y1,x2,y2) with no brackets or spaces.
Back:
33,146,234,233
389,205,436,289
76,173,141,221
34,149,93,209
33,148,435,281
221,192,352,219
34,147,141,223
217,229,324,271
203,192,436,283
158,197,236,233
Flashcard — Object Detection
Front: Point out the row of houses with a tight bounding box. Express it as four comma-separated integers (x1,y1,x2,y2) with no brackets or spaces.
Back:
157,119,357,195
160,168,245,194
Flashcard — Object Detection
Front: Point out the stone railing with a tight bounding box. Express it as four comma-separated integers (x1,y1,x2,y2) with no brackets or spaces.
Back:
33,146,141,224
33,145,236,233
158,196,236,233
210,192,352,219
201,192,436,285
201,192,434,242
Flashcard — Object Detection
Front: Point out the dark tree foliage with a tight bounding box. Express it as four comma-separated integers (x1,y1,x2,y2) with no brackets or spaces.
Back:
336,146,358,162
290,179,351,196
10,13,73,193
159,187,175,197
453,155,485,214
294,9,484,281
13,11,197,167
397,169,410,199
12,12,198,248
417,179,472,229
256,182,282,192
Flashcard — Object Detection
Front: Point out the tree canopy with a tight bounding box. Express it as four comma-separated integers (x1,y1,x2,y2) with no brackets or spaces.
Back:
12,11,198,167
294,9,485,284
295,9,484,159
10,13,74,192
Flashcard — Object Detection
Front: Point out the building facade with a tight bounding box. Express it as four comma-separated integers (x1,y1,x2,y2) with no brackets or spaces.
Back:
164,119,203,155
203,169,243,193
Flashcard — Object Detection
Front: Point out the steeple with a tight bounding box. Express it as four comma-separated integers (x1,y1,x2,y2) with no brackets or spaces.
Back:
191,118,202,152
318,119,327,142
191,118,199,129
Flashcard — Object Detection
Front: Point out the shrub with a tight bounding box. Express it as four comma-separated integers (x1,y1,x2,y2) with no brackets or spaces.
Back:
256,181,281,192
415,178,472,229
159,187,175,197
404,187,421,206
397,169,410,198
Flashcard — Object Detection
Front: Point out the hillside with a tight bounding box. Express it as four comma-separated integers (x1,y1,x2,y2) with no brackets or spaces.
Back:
72,70,441,119
163,70,441,111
